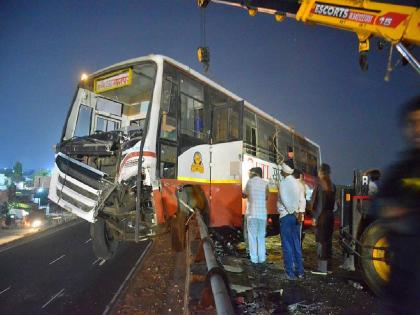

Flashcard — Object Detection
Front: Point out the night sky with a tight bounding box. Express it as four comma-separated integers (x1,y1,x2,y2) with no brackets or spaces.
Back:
0,1,418,183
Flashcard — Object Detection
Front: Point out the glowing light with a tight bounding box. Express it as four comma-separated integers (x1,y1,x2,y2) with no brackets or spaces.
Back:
31,219,42,228
81,73,88,81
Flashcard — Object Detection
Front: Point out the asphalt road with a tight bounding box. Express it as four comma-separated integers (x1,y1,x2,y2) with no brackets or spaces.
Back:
0,220,150,315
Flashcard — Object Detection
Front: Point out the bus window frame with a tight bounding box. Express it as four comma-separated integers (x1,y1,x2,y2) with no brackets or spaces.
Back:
243,108,257,156
94,115,121,133
211,99,243,144
73,104,93,138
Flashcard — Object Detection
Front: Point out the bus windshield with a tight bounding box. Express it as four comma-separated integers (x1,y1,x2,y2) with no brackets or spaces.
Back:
70,62,156,139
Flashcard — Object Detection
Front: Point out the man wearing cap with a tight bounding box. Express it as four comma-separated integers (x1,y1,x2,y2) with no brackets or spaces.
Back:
278,163,305,280
243,167,269,264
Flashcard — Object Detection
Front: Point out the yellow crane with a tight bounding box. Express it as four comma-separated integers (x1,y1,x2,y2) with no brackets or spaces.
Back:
197,0,420,78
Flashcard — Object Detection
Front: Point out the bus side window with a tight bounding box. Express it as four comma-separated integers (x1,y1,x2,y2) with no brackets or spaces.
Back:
179,76,206,140
256,116,275,161
160,78,178,141
160,144,177,179
243,109,257,156
228,105,241,140
307,153,315,176
269,134,277,163
212,106,228,143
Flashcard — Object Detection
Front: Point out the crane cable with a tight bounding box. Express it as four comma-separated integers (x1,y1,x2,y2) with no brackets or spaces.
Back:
198,6,210,72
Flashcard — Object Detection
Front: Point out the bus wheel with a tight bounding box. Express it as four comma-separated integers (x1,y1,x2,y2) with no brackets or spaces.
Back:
90,217,119,260
171,210,187,252
359,220,390,296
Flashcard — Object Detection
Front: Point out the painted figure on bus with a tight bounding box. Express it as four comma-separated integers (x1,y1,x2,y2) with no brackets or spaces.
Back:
191,151,204,173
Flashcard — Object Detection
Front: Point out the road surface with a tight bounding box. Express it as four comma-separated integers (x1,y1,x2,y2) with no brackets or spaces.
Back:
0,220,150,315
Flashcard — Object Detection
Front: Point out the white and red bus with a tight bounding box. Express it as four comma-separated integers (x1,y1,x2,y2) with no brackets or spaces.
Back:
48,55,321,258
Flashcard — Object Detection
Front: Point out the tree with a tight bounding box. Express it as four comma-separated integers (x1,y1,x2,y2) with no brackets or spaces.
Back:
12,161,23,183
32,168,50,178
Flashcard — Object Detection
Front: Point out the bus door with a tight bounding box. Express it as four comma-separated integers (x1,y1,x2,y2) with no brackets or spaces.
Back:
156,74,179,222
210,100,244,227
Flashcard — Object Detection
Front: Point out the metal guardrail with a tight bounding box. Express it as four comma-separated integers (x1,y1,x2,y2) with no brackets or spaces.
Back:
179,195,234,315
194,211,234,315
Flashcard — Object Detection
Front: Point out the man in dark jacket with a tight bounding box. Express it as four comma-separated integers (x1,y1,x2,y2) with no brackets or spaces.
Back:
377,95,420,315
309,163,336,275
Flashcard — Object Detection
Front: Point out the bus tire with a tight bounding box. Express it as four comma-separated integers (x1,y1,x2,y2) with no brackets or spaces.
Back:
90,217,119,260
171,210,187,252
359,220,390,296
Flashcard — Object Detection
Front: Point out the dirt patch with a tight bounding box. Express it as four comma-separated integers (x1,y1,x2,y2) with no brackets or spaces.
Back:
111,226,376,315
112,233,186,315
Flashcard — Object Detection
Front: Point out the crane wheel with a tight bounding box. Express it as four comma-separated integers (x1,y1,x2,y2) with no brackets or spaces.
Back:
359,220,390,296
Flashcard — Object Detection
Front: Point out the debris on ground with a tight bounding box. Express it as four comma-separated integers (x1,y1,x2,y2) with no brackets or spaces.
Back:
211,228,376,315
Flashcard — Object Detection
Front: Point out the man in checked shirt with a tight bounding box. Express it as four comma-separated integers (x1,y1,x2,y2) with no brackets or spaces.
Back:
243,167,269,265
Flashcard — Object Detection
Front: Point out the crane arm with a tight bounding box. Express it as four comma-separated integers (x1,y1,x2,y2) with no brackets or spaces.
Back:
198,0,420,74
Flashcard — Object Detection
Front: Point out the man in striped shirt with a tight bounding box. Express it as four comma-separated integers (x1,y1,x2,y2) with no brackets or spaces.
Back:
243,167,269,264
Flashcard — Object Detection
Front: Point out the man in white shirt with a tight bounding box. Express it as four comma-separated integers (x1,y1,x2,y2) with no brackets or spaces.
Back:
243,167,269,264
278,163,305,280
293,169,307,242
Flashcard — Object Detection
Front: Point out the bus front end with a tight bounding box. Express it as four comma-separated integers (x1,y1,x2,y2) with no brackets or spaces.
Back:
48,59,159,259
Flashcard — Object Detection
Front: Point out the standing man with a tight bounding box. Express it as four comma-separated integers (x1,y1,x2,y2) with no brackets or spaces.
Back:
377,96,420,314
310,163,336,276
293,169,307,242
243,167,269,265
278,163,305,280
309,163,336,275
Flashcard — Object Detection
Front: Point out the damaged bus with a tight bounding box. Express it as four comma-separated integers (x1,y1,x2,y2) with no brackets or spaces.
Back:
49,55,320,259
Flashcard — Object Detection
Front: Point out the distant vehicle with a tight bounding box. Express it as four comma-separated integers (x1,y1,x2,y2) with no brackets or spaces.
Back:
4,213,17,228
48,55,321,259
25,209,46,228
7,208,29,228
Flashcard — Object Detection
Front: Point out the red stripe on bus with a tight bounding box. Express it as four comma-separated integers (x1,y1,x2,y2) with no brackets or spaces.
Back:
352,195,371,200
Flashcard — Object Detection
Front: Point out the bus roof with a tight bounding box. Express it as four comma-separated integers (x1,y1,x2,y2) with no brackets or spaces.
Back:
90,54,320,151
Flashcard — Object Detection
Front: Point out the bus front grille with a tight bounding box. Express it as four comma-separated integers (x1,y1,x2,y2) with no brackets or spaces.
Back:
56,188,94,212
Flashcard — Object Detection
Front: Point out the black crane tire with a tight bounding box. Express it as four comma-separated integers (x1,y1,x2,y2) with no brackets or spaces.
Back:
359,220,390,297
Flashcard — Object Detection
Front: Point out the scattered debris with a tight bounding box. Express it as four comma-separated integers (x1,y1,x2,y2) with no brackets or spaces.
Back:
287,301,323,312
213,229,375,314
223,264,243,273
348,280,364,290
231,284,253,293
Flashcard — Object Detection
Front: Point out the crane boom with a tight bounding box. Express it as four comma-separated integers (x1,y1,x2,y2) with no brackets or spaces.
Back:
198,0,420,75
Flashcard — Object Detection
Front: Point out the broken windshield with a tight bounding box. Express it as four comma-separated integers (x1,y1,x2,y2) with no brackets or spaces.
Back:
67,62,156,140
